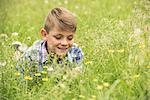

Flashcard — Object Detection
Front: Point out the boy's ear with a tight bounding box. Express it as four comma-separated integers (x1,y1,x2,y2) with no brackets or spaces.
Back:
40,28,48,41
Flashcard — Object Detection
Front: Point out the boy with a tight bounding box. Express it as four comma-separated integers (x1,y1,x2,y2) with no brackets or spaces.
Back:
16,7,83,79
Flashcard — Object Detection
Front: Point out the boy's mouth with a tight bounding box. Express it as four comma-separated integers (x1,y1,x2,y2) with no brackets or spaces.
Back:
57,47,68,52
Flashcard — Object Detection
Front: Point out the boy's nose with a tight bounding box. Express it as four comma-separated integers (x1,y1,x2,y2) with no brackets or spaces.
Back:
61,39,68,46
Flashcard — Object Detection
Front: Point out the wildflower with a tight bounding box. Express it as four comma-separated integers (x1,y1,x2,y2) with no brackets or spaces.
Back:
42,78,48,81
0,34,8,40
93,78,98,82
12,32,19,36
118,20,124,27
18,43,28,53
27,36,31,41
44,0,48,4
145,66,150,68
64,0,68,4
24,76,33,80
12,41,22,50
0,61,6,67
108,49,115,53
91,95,96,99
133,74,140,79
117,49,124,53
43,66,48,69
41,71,47,74
15,72,21,76
13,51,21,61
79,95,85,98
35,73,41,77
103,82,110,88
47,67,54,72
134,28,143,35
97,85,103,90
85,61,92,65
59,83,65,88
139,43,145,48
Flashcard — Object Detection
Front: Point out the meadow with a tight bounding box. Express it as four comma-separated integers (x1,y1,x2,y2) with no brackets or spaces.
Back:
0,0,150,99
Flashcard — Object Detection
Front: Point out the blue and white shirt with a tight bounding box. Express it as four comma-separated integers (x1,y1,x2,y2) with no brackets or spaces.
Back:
16,40,83,76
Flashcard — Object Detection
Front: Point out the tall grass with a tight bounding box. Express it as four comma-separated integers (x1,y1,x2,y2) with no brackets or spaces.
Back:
0,0,150,99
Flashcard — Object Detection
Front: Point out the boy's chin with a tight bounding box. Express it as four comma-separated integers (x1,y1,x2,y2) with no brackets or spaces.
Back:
56,52,67,58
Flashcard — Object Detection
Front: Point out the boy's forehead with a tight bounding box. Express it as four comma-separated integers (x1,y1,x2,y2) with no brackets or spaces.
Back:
49,28,75,35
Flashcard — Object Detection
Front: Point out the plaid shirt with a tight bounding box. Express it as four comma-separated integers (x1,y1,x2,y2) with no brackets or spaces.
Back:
16,40,83,75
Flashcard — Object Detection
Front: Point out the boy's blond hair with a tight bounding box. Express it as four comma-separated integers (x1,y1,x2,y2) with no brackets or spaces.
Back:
44,7,77,33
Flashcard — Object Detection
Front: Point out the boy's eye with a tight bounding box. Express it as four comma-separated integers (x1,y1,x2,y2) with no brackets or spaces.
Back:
67,35,73,40
54,35,62,40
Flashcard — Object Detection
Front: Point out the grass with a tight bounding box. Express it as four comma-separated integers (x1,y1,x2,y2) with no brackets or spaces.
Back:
0,0,150,99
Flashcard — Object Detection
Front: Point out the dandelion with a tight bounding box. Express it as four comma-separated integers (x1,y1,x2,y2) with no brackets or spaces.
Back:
117,49,124,53
41,71,47,74
15,72,20,76
43,66,48,69
0,61,6,67
79,95,85,98
59,83,65,88
133,74,140,79
93,78,98,82
85,61,92,65
24,76,33,80
18,43,28,53
0,34,8,40
97,85,103,90
44,0,48,4
12,41,22,50
145,66,150,69
64,0,68,4
108,49,115,53
12,32,19,36
47,67,54,72
139,43,145,48
13,51,21,61
134,27,143,35
91,95,96,99
35,73,41,77
42,78,48,81
103,82,110,88
75,5,79,9
118,20,124,27
27,36,31,41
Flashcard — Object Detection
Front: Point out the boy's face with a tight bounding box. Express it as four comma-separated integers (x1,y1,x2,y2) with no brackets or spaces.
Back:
41,28,75,56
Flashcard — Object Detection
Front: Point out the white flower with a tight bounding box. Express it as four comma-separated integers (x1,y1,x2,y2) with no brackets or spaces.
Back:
134,27,143,35
12,32,19,36
47,67,54,72
0,61,6,67
44,0,48,4
18,43,28,53
12,41,22,50
64,0,68,4
0,34,8,40
13,51,21,61
27,36,31,41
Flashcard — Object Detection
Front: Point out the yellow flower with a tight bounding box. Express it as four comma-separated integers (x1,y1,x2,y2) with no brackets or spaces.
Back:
91,95,96,99
133,74,140,79
97,85,103,90
43,66,48,69
103,82,110,88
108,49,115,53
117,49,124,53
35,73,41,76
24,76,33,80
145,66,150,69
139,43,145,48
42,78,48,81
85,61,92,65
41,71,47,74
93,78,98,82
79,95,85,98
15,72,20,76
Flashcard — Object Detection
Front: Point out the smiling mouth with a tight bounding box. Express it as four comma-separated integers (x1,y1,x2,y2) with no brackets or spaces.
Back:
57,47,68,51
